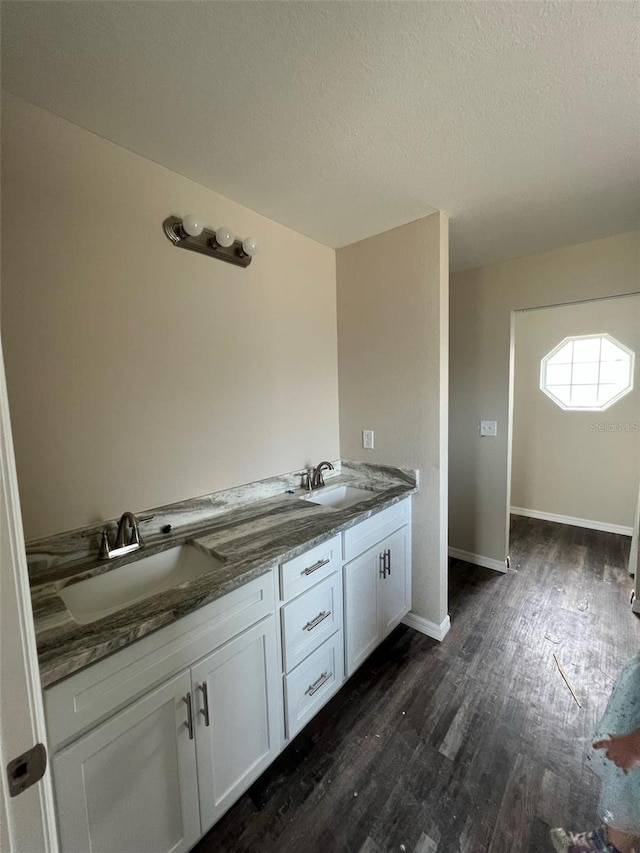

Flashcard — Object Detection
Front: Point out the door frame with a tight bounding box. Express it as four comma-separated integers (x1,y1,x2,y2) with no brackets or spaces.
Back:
0,338,59,853
506,292,640,567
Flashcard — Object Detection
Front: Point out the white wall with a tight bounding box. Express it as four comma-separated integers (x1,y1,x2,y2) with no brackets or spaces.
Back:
450,230,639,565
1,94,340,540
511,295,640,531
337,214,449,630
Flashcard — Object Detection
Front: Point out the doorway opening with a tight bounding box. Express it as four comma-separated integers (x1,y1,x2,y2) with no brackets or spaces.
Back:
506,292,640,596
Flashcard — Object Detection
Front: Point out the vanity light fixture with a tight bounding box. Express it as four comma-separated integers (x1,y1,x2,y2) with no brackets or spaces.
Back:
163,214,259,268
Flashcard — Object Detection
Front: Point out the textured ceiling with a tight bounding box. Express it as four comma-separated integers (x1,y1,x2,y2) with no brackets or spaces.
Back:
2,1,638,270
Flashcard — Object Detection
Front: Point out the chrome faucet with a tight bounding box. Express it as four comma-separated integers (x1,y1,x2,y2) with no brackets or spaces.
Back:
99,511,144,560
310,461,334,490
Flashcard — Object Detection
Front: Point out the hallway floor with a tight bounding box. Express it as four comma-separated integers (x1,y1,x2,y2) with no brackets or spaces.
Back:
193,517,639,853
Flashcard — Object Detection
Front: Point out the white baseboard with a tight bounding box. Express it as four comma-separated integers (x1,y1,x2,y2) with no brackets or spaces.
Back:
510,506,633,537
402,612,451,641
448,547,507,573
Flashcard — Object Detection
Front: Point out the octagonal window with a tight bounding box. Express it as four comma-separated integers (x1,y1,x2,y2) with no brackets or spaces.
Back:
540,334,635,411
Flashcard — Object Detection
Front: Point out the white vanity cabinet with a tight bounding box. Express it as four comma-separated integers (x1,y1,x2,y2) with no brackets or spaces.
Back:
343,499,411,677
44,494,414,852
46,572,280,853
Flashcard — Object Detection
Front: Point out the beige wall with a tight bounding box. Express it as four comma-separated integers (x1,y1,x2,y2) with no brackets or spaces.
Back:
512,296,640,529
1,94,340,540
337,214,449,629
450,230,639,564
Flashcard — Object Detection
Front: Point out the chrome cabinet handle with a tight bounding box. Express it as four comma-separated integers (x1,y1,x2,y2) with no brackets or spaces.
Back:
305,671,332,696
301,557,330,576
380,548,391,577
199,683,210,727
303,610,331,632
185,692,194,740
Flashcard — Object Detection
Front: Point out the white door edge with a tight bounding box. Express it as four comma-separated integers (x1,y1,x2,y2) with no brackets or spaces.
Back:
0,340,59,853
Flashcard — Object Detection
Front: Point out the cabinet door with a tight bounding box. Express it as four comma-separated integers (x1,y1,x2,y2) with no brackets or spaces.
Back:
380,525,410,637
192,615,280,833
53,671,200,853
343,547,381,677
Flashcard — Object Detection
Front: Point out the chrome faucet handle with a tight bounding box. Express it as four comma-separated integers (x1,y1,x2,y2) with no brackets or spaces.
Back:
98,530,112,560
130,523,143,547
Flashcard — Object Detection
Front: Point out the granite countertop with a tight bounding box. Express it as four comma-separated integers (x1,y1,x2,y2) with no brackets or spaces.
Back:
30,463,417,687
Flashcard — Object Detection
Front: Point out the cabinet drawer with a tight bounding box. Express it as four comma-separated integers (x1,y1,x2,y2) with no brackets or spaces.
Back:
284,631,344,739
45,571,275,750
279,534,341,602
343,499,410,562
281,573,342,673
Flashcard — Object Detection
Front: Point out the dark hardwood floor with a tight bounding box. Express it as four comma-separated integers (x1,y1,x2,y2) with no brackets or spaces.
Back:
193,517,639,853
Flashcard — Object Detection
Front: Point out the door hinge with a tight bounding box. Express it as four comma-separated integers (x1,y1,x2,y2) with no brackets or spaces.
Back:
6,743,47,797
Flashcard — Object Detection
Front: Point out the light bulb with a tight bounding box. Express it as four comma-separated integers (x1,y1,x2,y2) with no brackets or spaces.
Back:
215,226,234,248
242,236,259,257
181,213,204,237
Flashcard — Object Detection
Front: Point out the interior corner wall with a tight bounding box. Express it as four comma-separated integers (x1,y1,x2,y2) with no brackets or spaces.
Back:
511,296,640,530
336,213,449,628
449,230,640,565
1,93,340,540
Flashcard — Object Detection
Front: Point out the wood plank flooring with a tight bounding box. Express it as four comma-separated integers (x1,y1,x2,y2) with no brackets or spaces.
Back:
192,517,639,853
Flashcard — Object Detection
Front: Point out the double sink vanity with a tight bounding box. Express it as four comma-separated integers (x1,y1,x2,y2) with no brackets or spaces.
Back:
27,462,417,853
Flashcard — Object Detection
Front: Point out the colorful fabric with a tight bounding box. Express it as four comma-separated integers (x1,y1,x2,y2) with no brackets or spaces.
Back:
590,652,640,835
550,824,622,852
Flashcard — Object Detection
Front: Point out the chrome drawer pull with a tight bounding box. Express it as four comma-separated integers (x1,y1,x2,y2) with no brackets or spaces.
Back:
199,682,210,727
304,610,331,632
305,671,332,696
379,552,386,578
184,692,194,740
301,557,330,576
386,548,392,576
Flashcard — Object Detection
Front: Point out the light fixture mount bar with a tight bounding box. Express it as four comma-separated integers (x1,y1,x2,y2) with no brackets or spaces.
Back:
163,216,252,268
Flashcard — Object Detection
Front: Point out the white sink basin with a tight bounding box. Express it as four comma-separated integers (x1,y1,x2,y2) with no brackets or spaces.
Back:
58,545,222,625
302,485,375,510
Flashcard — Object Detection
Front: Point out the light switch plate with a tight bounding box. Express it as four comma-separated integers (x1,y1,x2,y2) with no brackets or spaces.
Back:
480,420,497,437
362,429,374,450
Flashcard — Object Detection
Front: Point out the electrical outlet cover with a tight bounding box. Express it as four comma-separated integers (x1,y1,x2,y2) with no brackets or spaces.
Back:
480,420,497,437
